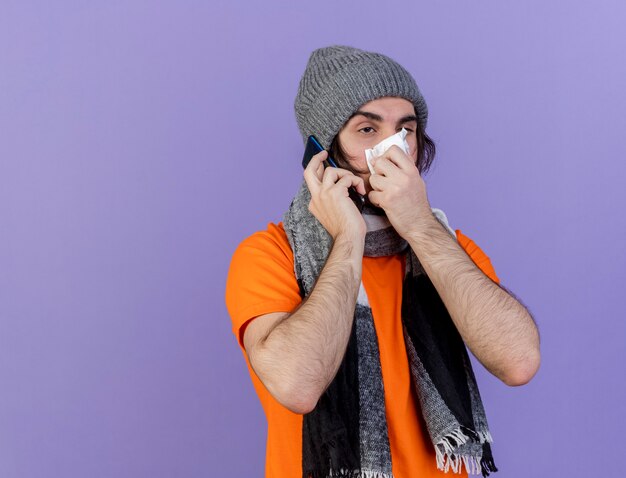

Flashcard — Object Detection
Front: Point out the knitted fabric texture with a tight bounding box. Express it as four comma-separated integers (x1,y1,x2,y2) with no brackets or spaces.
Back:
294,45,429,150
283,180,498,478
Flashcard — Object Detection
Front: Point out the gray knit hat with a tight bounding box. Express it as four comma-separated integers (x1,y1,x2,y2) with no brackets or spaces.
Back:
294,45,428,149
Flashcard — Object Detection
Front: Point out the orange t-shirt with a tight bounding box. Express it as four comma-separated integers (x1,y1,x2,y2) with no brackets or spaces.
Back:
225,221,500,478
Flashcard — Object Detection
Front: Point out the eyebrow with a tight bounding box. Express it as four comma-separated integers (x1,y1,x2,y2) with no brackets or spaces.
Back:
349,110,418,126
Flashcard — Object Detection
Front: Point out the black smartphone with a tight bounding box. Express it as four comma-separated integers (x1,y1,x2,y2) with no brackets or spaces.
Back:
302,135,365,212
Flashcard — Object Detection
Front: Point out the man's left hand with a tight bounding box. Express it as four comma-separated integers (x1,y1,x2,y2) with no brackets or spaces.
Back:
368,145,434,239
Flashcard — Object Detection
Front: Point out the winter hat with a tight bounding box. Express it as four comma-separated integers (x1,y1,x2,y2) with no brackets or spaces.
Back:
294,45,429,149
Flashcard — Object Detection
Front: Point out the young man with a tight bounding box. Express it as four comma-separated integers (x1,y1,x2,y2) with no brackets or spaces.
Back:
225,45,540,478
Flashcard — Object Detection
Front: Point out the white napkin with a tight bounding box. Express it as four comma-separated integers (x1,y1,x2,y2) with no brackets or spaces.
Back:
364,127,410,175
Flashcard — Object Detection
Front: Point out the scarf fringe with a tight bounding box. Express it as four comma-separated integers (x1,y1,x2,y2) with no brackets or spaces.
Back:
477,428,493,443
480,454,498,477
305,469,393,478
435,427,495,475
435,427,472,459
440,453,483,475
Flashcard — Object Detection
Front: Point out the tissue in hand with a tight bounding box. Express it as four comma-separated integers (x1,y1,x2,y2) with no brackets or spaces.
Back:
364,127,410,175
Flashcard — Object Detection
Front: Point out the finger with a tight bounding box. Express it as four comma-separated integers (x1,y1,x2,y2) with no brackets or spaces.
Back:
372,157,397,177
379,144,414,172
369,172,389,191
354,176,366,195
335,174,366,196
368,190,383,208
303,150,328,194
309,150,328,180
321,166,357,187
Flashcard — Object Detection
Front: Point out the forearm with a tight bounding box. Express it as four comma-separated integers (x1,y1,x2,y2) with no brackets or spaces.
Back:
407,216,541,386
254,235,364,412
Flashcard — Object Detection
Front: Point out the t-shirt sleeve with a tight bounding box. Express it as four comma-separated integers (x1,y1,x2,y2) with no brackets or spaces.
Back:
225,224,303,350
455,229,501,285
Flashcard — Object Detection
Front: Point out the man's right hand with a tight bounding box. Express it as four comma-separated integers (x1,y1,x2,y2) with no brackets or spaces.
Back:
304,150,367,241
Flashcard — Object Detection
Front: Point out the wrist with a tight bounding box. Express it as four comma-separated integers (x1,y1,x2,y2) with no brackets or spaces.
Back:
405,213,442,244
335,227,365,244
333,232,365,258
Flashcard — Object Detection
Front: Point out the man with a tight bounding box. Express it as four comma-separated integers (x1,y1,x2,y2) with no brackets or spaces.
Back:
225,45,540,478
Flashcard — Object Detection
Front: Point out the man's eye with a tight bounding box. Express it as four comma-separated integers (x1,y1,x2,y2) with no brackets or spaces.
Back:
359,127,375,134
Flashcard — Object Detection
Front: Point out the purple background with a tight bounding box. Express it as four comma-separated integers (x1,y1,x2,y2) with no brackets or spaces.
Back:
1,1,625,477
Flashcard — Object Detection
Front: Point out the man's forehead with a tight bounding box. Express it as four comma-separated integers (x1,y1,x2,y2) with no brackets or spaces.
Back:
348,97,416,122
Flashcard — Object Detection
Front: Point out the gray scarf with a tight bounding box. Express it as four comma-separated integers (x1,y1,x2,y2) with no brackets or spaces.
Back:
283,179,498,477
